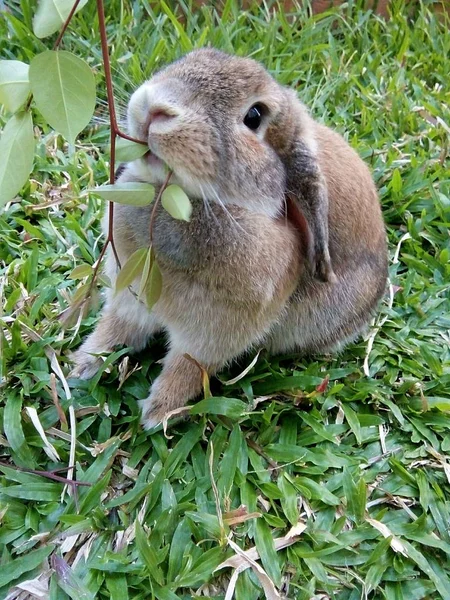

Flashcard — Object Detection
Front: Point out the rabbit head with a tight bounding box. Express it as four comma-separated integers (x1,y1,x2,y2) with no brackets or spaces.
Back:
127,48,333,280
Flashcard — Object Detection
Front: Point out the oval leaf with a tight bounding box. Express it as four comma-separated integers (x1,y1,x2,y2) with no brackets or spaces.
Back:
161,184,192,221
138,247,153,300
33,0,89,39
115,137,148,162
68,264,93,280
0,112,35,209
115,248,147,293
29,50,95,144
93,182,155,206
145,259,163,309
0,60,30,113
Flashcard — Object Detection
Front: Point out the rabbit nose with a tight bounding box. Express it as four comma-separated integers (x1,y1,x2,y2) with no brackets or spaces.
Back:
146,105,180,134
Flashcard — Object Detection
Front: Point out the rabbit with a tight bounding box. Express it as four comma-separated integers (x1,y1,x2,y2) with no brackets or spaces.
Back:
70,48,388,429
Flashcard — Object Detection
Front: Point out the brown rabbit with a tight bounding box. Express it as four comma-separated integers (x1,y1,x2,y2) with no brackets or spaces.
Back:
71,49,388,428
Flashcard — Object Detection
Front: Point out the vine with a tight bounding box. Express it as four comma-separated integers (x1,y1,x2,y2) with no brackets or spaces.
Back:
0,0,192,318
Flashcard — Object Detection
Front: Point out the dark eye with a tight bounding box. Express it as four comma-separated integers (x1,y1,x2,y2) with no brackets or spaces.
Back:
244,103,264,130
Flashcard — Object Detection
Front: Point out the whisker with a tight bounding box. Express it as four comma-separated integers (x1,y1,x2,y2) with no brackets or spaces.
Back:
199,184,220,228
206,184,249,236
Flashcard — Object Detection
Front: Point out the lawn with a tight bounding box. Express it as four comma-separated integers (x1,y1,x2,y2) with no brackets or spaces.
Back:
1,1,450,598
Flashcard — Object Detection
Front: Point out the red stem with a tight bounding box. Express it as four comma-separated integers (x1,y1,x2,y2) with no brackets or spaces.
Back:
96,0,124,266
53,0,83,49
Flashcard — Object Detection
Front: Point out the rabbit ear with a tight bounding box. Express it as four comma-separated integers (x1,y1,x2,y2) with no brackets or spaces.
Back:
283,140,336,283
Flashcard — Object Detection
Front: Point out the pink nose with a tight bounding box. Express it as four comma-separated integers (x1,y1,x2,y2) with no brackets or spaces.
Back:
149,109,174,123
146,107,177,132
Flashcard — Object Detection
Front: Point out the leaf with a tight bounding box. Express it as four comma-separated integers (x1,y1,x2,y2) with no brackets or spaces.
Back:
391,168,402,193
138,247,153,300
105,574,129,600
93,182,155,206
0,112,35,208
185,512,224,540
278,474,299,525
145,259,163,309
3,394,34,467
115,137,148,162
29,50,95,144
0,60,30,112
134,520,165,585
217,425,242,497
51,555,94,600
255,518,281,587
343,469,367,524
115,248,147,293
68,264,93,279
190,397,248,418
167,520,192,584
0,545,54,588
1,483,62,501
161,184,193,221
340,403,362,444
33,0,89,38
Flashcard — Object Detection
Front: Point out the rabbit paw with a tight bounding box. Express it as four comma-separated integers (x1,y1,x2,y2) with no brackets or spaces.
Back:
139,397,168,430
69,350,103,380
139,396,189,431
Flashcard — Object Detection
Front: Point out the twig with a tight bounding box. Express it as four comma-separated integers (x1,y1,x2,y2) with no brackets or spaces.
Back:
246,438,280,478
53,0,83,49
0,462,90,487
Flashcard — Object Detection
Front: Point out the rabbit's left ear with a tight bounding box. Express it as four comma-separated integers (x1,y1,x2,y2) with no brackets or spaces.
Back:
283,139,335,283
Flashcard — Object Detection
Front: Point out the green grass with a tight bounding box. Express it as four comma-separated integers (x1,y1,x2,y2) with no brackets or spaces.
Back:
1,0,450,598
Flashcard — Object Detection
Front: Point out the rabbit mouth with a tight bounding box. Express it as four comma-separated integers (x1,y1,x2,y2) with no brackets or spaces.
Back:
146,152,165,169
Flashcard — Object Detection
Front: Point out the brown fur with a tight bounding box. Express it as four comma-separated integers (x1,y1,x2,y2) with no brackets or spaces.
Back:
71,49,388,428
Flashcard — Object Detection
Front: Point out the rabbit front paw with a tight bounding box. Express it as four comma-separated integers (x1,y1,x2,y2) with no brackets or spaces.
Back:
139,395,176,430
69,350,104,380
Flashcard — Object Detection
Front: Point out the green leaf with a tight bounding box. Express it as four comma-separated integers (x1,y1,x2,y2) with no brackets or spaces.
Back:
145,257,163,309
115,137,148,162
167,520,192,584
278,474,299,525
115,247,147,293
185,512,224,540
33,0,89,38
343,469,366,523
105,574,129,600
161,185,193,221
217,425,242,497
3,394,34,467
138,247,153,300
1,483,62,501
391,168,403,193
134,519,165,585
255,518,281,587
190,397,248,418
0,60,30,113
0,544,54,588
296,477,340,506
93,182,155,206
341,403,362,444
68,264,93,279
0,112,34,208
52,555,95,600
152,586,180,600
29,50,95,144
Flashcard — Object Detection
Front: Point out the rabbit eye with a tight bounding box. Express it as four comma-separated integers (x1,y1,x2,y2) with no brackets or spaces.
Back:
244,103,264,130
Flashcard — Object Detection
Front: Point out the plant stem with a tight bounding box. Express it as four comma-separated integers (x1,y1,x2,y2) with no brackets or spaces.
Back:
53,0,83,50
0,461,91,487
96,0,123,267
